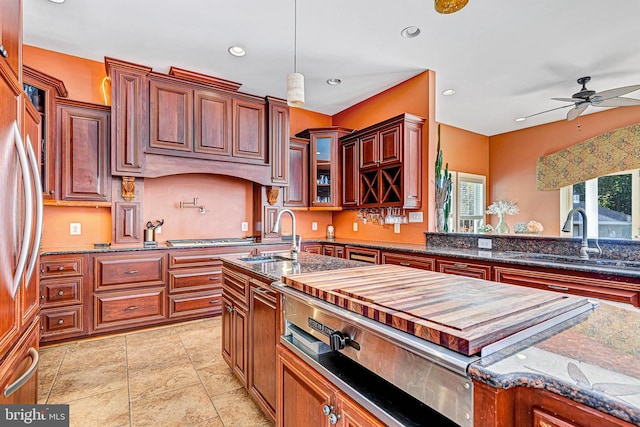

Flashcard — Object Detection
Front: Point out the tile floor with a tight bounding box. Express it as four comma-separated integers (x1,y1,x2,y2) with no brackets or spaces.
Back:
37,317,273,427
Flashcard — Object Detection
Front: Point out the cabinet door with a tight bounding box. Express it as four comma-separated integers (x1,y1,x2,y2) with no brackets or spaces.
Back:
277,346,335,427
268,98,290,184
232,97,266,162
311,132,338,208
339,392,386,427
249,280,277,421
379,124,400,166
194,89,231,156
149,78,193,152
221,295,233,367
284,137,309,207
341,140,358,207
108,61,149,175
232,303,248,383
113,202,141,244
359,133,378,169
402,119,422,209
0,0,21,79
0,321,39,405
58,101,110,201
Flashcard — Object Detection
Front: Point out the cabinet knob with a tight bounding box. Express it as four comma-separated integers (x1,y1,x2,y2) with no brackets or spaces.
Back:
57,290,64,296
40,295,44,300
329,413,340,425
0,45,7,58
49,190,55,195
57,319,64,325
102,193,107,197
57,266,65,271
322,405,333,416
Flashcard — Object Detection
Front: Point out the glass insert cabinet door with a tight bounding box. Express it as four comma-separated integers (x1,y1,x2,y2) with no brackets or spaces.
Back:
314,136,332,205
306,128,352,209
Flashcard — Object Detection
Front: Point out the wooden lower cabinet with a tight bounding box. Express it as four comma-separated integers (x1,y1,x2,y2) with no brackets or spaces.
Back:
301,243,322,254
322,244,344,258
94,287,166,332
437,257,491,279
474,380,634,427
381,251,435,270
0,320,39,405
277,345,385,427
222,294,247,385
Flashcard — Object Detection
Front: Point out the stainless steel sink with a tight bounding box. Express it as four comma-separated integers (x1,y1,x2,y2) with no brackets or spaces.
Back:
238,255,291,263
501,251,640,270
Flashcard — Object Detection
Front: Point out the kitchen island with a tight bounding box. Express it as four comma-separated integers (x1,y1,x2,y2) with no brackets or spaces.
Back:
221,252,640,427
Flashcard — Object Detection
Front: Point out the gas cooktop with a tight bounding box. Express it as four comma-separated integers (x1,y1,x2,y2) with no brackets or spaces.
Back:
165,237,255,247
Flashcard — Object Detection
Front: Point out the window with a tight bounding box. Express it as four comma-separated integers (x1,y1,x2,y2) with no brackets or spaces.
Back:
560,169,639,239
449,172,486,233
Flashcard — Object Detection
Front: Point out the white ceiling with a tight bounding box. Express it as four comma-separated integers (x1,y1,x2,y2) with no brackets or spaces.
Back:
23,0,640,136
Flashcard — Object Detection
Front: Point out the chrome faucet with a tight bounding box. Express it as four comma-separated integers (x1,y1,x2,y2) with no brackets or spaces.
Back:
273,209,302,261
562,208,601,259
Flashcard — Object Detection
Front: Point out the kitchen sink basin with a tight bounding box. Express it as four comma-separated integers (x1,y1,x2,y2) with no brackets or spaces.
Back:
238,255,291,263
501,252,640,270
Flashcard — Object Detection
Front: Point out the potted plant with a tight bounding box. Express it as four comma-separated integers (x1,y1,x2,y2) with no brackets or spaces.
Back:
434,124,452,232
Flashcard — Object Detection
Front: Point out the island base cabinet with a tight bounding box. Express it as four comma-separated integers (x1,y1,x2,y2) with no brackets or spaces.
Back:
221,295,247,385
277,346,385,427
473,380,634,427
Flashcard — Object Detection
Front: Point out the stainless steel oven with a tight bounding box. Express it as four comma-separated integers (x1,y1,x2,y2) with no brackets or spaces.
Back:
275,283,478,427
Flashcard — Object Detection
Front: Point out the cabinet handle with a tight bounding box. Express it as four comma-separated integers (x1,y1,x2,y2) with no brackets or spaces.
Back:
329,413,341,425
57,266,65,271
407,195,417,199
453,263,468,268
209,300,217,304
57,319,64,325
125,270,139,274
4,348,38,398
209,277,219,281
57,290,64,296
0,45,7,58
124,305,139,311
399,262,411,266
255,287,269,294
547,285,570,291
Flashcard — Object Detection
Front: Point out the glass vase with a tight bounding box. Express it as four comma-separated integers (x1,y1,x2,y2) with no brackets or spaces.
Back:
496,213,510,234
435,207,446,232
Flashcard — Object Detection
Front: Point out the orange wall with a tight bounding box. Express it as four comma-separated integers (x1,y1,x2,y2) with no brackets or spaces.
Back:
488,107,640,235
40,206,112,250
23,45,108,105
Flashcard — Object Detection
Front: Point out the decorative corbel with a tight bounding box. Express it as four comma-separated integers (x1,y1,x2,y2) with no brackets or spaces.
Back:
266,186,279,206
121,177,135,201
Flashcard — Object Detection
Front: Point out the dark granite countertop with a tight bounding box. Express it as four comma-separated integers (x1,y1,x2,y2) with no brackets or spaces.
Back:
220,251,369,283
468,300,640,425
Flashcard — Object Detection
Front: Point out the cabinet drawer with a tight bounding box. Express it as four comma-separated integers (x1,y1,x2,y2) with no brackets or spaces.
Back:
437,259,491,280
94,287,166,331
381,252,435,271
40,306,83,338
40,255,83,278
222,267,249,306
169,252,223,268
168,291,222,318
94,254,165,290
40,277,82,307
169,267,222,293
345,246,380,264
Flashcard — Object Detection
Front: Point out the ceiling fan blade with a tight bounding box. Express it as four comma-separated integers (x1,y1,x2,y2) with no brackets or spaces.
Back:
524,104,573,119
551,97,583,103
591,97,640,108
593,84,640,100
567,103,589,121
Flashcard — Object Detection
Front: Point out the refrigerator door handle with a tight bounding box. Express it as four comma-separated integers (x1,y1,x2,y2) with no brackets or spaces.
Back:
12,121,34,300
24,136,43,288
3,347,39,398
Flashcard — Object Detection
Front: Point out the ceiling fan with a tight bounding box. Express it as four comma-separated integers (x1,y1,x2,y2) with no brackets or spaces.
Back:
522,76,640,122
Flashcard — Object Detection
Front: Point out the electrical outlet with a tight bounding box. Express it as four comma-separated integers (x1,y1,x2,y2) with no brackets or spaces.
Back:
353,222,358,232
408,212,424,223
241,222,249,232
311,222,318,231
478,238,492,249
394,223,401,234
155,226,162,234
69,223,81,235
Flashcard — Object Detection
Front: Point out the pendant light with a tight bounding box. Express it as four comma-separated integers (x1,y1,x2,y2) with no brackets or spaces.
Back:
287,0,305,107
434,0,468,14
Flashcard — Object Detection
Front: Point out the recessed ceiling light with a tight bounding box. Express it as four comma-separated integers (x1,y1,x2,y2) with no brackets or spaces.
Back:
48,0,65,3
326,78,342,86
227,46,246,57
514,117,526,122
442,89,456,96
400,26,421,39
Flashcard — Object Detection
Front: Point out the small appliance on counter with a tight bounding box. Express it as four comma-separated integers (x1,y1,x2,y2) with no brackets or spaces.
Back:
144,219,164,248
326,225,335,239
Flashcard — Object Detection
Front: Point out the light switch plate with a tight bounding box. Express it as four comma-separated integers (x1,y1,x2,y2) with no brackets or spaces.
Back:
241,222,249,232
353,222,358,232
311,222,318,231
478,238,492,249
69,223,81,235
408,212,423,223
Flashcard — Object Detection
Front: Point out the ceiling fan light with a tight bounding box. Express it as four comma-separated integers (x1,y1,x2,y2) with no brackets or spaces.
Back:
435,0,469,14
287,72,305,107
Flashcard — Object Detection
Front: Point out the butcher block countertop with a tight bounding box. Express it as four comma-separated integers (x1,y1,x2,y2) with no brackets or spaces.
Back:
282,264,591,356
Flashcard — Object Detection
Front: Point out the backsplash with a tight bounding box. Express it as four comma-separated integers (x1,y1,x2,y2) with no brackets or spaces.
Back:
424,232,640,261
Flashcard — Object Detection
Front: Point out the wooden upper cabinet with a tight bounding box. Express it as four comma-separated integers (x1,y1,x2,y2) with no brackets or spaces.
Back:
0,0,21,80
194,89,231,156
340,139,358,207
284,137,309,208
106,57,151,176
149,76,193,152
57,99,110,202
267,97,289,184
232,96,266,162
23,66,68,199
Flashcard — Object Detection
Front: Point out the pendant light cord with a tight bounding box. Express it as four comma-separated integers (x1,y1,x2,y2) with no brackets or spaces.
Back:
293,0,297,73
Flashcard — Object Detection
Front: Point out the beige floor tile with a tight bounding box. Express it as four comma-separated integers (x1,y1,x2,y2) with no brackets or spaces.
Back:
68,388,130,427
126,341,190,371
47,362,128,404
125,326,182,349
172,317,220,333
211,388,272,427
130,384,219,427
37,345,69,404
58,339,126,373
128,360,201,401
197,359,244,397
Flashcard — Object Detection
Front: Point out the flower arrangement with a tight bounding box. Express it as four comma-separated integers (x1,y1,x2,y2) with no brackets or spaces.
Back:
514,220,544,234
486,200,519,216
